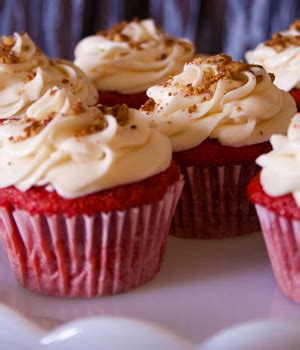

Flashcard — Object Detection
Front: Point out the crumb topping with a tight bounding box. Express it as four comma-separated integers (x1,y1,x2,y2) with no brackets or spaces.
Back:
140,98,156,112
8,114,55,142
75,114,108,137
69,101,86,115
289,19,300,32
0,35,18,64
98,21,129,41
265,32,300,52
97,19,193,56
8,103,108,142
97,103,129,126
25,70,37,82
188,104,197,113
169,55,264,100
141,54,270,113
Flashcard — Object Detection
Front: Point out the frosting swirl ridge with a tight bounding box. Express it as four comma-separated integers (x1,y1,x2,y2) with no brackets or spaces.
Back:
141,54,296,151
0,88,171,198
74,19,194,94
245,19,300,91
0,32,98,119
257,113,300,205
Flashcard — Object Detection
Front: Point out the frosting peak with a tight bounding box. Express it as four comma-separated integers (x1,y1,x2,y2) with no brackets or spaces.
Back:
257,113,300,205
289,19,300,32
99,19,161,45
0,32,98,120
141,54,296,151
246,19,300,91
74,19,194,94
0,33,40,65
0,88,171,198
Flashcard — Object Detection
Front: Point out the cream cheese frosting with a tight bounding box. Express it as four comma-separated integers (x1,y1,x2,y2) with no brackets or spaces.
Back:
245,20,300,91
141,54,296,152
0,32,98,119
74,19,194,94
0,88,171,198
257,113,300,205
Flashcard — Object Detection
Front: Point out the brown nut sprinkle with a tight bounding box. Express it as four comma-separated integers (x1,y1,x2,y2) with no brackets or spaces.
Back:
140,98,156,112
97,103,130,126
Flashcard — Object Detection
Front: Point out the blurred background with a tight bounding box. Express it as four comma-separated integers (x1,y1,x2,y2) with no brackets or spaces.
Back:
0,0,299,60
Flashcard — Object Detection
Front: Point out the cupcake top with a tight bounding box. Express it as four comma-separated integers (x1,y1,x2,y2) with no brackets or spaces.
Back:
257,113,300,205
0,32,98,119
245,20,300,91
140,54,296,152
74,18,194,94
0,88,171,198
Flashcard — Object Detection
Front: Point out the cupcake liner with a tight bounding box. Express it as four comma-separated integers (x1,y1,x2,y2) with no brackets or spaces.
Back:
171,163,260,239
255,204,300,303
0,179,183,297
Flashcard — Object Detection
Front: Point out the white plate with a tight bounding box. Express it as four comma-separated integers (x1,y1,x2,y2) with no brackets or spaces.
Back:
0,233,300,349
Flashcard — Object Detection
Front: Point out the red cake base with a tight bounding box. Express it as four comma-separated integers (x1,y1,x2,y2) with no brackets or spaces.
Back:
98,90,148,109
174,139,272,166
171,139,271,239
0,165,183,297
248,173,300,220
0,162,180,216
289,88,300,111
249,174,300,303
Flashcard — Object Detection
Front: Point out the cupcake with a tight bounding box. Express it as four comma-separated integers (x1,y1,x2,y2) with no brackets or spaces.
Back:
0,32,97,119
248,113,300,303
246,19,300,109
140,54,296,239
74,18,194,109
0,88,183,297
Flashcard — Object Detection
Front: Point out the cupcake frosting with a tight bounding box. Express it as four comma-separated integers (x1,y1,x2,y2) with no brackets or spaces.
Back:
74,19,194,94
257,113,300,205
245,20,300,91
0,88,171,198
141,54,296,152
0,32,98,119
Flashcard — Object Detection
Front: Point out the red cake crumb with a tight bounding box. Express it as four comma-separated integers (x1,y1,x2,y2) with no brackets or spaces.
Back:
289,88,300,110
0,162,180,216
98,90,148,109
174,138,272,167
248,172,300,220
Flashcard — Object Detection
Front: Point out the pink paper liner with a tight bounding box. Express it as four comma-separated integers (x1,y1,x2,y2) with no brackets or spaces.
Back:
255,204,300,303
171,163,260,239
0,180,183,297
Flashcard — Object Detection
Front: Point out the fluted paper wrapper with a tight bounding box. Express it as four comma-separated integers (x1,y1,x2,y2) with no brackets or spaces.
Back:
0,180,183,297
171,163,260,239
255,204,300,303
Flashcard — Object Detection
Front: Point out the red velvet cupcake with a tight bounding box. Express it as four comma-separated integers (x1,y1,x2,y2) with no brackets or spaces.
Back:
246,19,300,111
248,113,300,303
0,89,183,297
141,54,296,239
74,19,194,108
0,32,97,121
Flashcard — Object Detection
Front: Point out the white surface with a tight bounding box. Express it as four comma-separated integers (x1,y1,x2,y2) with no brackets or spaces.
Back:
200,319,300,350
0,233,299,345
1,305,300,350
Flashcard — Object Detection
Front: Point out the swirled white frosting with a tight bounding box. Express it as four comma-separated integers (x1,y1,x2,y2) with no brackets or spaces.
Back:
74,19,194,94
245,28,300,91
257,113,300,205
0,88,172,198
0,32,98,119
141,55,296,151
